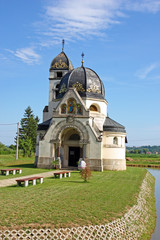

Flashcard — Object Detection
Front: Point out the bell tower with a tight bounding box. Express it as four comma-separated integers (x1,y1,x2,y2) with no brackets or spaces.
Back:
43,40,74,122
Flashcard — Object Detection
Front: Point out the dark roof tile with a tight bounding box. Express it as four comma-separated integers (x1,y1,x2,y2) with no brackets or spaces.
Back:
103,117,126,133
37,118,52,131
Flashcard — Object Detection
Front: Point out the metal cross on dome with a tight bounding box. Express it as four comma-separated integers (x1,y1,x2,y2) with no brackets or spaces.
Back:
81,52,84,66
62,39,65,52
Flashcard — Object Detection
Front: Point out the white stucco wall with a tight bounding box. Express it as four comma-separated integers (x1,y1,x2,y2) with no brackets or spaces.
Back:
86,127,102,159
89,112,106,130
102,132,126,170
45,69,70,122
103,147,126,160
39,141,52,158
104,135,126,148
83,99,107,115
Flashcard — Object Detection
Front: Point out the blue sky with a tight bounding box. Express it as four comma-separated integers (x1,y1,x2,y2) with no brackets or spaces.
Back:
0,0,160,147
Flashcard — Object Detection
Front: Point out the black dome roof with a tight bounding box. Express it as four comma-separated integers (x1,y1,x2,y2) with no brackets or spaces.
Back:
57,66,105,99
50,51,73,71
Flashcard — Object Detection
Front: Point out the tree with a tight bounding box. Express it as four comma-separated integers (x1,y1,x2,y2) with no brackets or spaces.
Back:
9,144,16,150
143,148,149,154
19,106,39,157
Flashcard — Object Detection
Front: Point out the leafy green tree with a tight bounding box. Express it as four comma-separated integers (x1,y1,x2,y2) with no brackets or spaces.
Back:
19,106,39,157
9,144,16,150
143,148,149,154
0,142,5,149
19,137,32,157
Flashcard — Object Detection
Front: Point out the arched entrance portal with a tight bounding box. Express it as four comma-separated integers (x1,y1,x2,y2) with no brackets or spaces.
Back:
61,128,82,167
51,119,89,169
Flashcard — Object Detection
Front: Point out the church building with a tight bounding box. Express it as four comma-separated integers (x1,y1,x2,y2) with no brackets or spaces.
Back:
35,42,127,171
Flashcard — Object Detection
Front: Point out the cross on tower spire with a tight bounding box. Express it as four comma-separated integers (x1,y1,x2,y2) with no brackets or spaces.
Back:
81,52,84,67
62,39,65,52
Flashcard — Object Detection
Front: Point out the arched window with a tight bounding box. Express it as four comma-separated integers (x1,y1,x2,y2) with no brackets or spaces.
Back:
69,134,80,140
77,104,82,115
68,98,76,114
61,104,66,114
55,84,60,98
90,105,98,112
113,137,118,145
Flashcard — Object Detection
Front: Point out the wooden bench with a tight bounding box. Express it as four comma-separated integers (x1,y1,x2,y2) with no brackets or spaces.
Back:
0,168,22,176
53,171,71,179
16,176,43,187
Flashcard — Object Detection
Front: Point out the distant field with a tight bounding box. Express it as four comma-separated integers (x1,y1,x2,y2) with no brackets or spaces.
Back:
126,153,160,166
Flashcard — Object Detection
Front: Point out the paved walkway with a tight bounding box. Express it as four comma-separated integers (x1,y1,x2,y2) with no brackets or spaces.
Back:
0,170,64,187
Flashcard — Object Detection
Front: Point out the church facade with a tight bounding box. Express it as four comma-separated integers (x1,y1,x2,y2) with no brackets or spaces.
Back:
35,45,127,171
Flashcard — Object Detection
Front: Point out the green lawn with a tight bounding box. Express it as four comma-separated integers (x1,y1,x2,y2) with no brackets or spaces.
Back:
0,167,149,229
0,155,54,179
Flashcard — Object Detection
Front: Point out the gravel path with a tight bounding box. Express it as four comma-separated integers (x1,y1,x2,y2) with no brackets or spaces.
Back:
0,170,64,187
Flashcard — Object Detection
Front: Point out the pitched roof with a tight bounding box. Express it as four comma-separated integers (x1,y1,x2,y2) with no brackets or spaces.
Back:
103,117,126,133
37,118,52,131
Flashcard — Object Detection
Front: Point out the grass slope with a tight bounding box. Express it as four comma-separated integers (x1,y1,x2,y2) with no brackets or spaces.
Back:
0,167,147,229
141,172,156,240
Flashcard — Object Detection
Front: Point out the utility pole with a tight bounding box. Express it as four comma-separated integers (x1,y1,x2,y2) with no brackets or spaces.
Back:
16,122,19,160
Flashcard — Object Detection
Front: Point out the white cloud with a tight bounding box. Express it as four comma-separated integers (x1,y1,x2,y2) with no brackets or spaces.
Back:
36,0,160,46
6,47,41,65
135,63,159,79
125,0,160,13
37,0,124,46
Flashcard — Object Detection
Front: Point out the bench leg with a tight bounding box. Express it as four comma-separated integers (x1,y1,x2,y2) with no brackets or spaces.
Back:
19,169,22,174
6,171,9,176
68,172,71,177
64,173,66,178
13,170,16,175
59,174,62,179
33,179,36,186
40,178,43,184
24,180,29,187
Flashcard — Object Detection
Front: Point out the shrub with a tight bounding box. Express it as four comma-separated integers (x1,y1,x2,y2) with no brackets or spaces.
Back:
80,160,92,182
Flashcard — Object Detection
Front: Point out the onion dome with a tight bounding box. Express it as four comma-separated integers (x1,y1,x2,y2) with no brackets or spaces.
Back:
103,117,126,133
57,66,105,99
50,51,73,71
